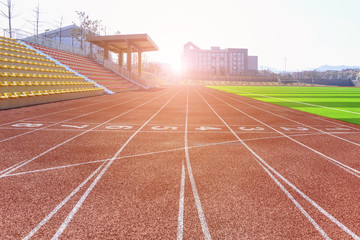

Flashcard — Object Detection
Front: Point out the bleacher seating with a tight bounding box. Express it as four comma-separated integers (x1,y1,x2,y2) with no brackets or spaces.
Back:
0,36,104,110
28,43,139,92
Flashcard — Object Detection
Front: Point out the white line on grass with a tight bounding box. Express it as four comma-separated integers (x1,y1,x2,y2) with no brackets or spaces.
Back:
199,87,360,239
229,89,360,115
50,89,181,240
208,88,360,131
205,90,360,179
197,89,347,239
212,89,360,146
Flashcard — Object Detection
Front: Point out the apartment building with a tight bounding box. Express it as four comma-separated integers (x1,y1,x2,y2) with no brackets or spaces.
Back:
183,42,258,76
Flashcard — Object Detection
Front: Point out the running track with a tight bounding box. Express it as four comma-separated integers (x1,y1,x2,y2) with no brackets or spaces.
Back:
0,86,359,239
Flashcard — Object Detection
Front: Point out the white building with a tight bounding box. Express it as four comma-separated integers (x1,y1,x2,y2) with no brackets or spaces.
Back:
183,42,258,76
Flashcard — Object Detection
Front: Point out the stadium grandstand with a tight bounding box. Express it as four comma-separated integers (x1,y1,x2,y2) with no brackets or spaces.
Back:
0,28,160,110
27,43,139,92
0,35,104,109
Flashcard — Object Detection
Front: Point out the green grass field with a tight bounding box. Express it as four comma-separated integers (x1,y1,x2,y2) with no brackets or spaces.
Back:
209,86,360,125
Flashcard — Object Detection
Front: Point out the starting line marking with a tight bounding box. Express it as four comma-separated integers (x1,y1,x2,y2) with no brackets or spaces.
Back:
4,130,359,179
61,125,89,129
5,122,356,134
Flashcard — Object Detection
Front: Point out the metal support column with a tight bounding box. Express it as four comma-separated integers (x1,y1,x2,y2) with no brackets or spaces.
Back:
138,51,142,77
127,44,132,72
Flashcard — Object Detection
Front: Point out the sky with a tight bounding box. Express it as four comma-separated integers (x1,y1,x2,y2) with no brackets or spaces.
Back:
2,0,360,71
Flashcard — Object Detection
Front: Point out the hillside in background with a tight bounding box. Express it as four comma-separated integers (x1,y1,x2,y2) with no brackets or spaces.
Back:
315,65,360,72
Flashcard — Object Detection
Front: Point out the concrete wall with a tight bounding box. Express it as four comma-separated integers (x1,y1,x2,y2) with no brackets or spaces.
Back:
248,56,258,71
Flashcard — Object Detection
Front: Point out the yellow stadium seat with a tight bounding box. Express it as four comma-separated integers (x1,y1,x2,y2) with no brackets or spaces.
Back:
44,90,55,95
4,81,13,86
23,91,35,97
14,92,26,98
0,93,9,100
31,91,42,96
4,92,13,98
7,93,18,99
0,81,8,87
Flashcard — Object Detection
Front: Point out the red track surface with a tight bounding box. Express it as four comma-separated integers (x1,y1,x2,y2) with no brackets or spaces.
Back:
0,86,359,239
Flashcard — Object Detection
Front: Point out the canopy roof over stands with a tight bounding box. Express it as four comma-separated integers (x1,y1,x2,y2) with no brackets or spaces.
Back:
86,34,158,78
86,34,158,53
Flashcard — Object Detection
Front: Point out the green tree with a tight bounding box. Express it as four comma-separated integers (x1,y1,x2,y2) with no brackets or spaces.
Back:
71,11,105,56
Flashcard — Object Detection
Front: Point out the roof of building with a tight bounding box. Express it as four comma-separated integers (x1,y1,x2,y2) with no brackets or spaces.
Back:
86,34,159,53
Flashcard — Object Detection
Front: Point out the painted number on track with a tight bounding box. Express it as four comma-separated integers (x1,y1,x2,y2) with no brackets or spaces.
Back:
151,126,178,130
195,126,222,131
325,127,351,131
280,127,309,131
105,125,133,130
61,124,89,129
12,123,43,128
238,127,265,131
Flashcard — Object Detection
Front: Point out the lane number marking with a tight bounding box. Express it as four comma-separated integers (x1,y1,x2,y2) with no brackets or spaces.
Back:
105,125,133,130
280,127,309,131
61,125,89,129
12,123,43,128
238,127,265,131
195,126,222,131
151,126,178,130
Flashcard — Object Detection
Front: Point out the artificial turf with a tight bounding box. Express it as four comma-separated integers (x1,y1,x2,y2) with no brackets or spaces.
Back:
209,86,360,125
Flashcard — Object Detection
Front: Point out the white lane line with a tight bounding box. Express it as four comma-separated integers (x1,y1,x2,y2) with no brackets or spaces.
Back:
50,89,181,240
0,94,146,144
256,159,330,239
212,89,360,146
7,132,346,178
176,162,186,240
197,89,356,239
0,89,174,177
229,89,360,115
184,87,212,239
176,89,187,240
0,92,133,127
204,90,360,179
3,126,360,135
209,88,360,131
22,161,107,240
